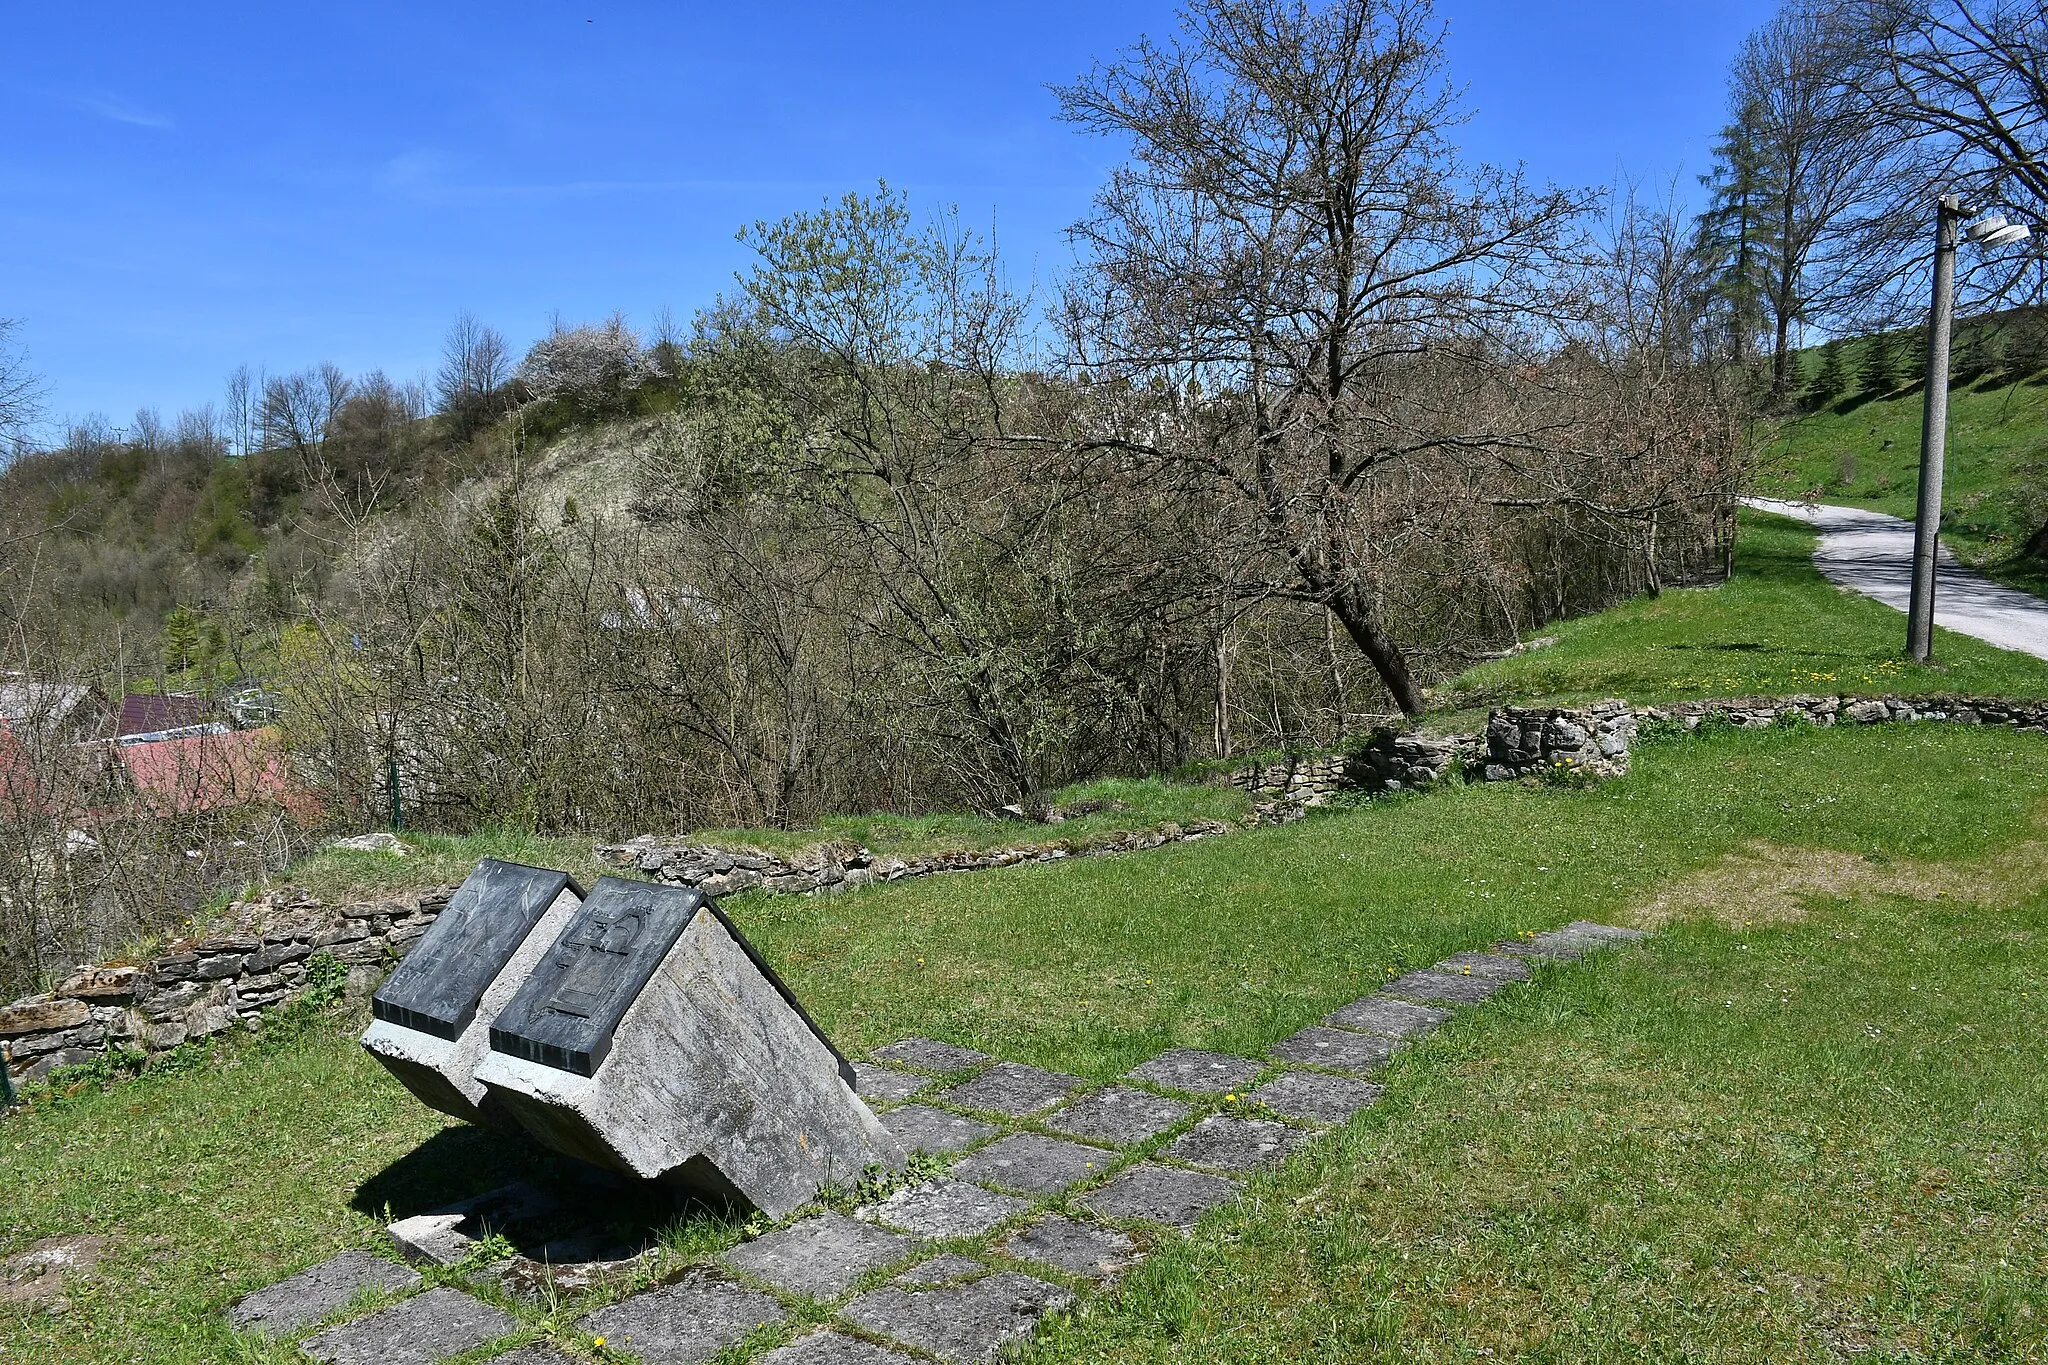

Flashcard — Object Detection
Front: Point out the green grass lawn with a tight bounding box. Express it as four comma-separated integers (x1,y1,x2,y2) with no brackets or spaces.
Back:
1441,509,2048,709
5,722,2045,1363
282,777,1252,906
1759,347,2048,595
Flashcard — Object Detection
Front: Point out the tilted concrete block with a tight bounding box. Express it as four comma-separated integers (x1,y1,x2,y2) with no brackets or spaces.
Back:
473,876,902,1219
362,859,584,1131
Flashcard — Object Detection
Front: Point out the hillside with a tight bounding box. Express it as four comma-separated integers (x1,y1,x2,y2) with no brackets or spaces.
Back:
1758,318,2048,596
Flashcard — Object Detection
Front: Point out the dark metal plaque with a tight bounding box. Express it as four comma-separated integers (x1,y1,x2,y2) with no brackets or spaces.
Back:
371,859,580,1041
488,878,703,1075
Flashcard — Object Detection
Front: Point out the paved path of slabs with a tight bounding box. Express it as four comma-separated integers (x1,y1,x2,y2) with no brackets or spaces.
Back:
235,921,1645,1365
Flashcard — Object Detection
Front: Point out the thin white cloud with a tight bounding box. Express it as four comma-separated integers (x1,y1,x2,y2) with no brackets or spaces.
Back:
65,91,174,130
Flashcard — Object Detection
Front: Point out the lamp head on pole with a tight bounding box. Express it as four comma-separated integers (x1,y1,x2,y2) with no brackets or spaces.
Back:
1966,214,2032,250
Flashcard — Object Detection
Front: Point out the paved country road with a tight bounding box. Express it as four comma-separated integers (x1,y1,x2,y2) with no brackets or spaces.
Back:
1746,497,2048,662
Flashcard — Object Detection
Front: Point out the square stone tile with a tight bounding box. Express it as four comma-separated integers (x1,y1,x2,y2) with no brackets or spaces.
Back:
1122,1047,1263,1095
1247,1071,1383,1126
301,1287,516,1365
841,1270,1073,1364
1166,1116,1308,1173
1324,996,1450,1038
1567,920,1646,941
858,1179,1031,1239
1044,1085,1191,1146
228,1249,421,1337
851,1063,929,1104
760,1330,922,1364
1078,1163,1242,1229
1382,970,1508,1005
881,1104,999,1154
870,1038,992,1072
892,1253,984,1286
1433,950,1532,981
936,1062,1085,1116
1269,1026,1401,1075
488,1350,583,1365
579,1270,784,1365
951,1133,1117,1196
725,1212,915,1300
997,1215,1139,1282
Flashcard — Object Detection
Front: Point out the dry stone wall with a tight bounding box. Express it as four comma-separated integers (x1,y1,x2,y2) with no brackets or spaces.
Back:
5,691,2043,1089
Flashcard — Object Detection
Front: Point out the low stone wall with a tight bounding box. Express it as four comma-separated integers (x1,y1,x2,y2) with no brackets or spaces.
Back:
1,889,451,1085
596,819,1241,897
6,690,2043,1089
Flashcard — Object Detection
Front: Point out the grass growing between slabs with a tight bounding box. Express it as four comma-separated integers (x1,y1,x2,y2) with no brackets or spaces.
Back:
1441,509,2048,710
2,723,2045,1362
282,777,1252,906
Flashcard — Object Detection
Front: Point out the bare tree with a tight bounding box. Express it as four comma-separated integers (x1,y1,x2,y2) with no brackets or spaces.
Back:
435,312,511,422
0,319,41,462
1056,0,1595,715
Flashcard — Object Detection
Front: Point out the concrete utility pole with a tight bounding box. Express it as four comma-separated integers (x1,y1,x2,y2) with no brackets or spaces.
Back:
1907,196,1961,662
1908,199,2031,660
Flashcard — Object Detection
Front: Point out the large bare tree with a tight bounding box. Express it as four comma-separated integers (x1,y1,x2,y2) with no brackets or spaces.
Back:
0,319,43,462
1056,0,1594,715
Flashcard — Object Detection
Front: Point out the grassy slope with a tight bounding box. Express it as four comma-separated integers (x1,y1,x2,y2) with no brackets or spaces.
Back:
1759,343,2048,594
279,777,1252,906
4,722,2045,1363
1442,509,2048,708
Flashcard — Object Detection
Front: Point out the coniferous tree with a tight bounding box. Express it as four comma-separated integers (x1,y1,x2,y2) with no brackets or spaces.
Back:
1693,108,1776,364
1953,323,1999,386
1807,338,1851,407
1862,330,1905,397
2007,312,2048,383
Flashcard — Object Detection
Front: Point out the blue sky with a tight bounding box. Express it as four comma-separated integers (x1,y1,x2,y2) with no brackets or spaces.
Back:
2,0,1778,432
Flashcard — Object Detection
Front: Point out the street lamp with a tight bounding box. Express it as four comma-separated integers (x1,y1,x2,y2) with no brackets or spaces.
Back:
1907,197,2033,661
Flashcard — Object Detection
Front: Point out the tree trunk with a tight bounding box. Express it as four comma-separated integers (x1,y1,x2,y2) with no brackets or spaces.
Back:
1324,588,1425,718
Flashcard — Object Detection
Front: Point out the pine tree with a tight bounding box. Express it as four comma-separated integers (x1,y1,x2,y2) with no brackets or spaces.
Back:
1862,331,1905,397
163,606,203,674
2007,312,2048,383
1692,108,1780,364
1807,339,1851,408
1953,323,2000,386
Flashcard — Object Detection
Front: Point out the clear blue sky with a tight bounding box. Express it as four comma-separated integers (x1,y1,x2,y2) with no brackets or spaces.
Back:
2,0,1778,434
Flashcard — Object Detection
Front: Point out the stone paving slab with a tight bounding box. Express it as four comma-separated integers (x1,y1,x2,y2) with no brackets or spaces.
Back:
760,1330,923,1364
228,1249,420,1337
1499,923,1641,960
1434,950,1532,981
1079,1163,1241,1229
880,1104,999,1154
850,1063,929,1104
1323,996,1450,1038
1247,1070,1384,1126
725,1212,916,1300
936,1062,1086,1116
1269,1025,1401,1075
578,1270,784,1365
1566,920,1646,941
1166,1115,1308,1172
996,1215,1139,1282
1044,1084,1191,1146
1123,1047,1263,1095
858,1179,1030,1239
950,1133,1117,1196
487,1349,582,1365
1381,970,1508,1005
841,1270,1073,1364
870,1038,992,1072
892,1253,985,1286
300,1287,516,1365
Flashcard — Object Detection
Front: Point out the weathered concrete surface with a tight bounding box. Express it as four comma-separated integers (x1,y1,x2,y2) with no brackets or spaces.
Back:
227,1249,420,1338
937,1061,1085,1116
1269,1025,1400,1075
850,1063,927,1103
725,1212,915,1299
1246,1071,1383,1126
299,1287,515,1365
997,1216,1139,1282
870,1038,992,1072
1045,1085,1189,1146
761,1331,923,1364
362,864,582,1131
1381,969,1509,1005
1167,1116,1306,1172
858,1180,1030,1239
951,1133,1116,1195
1123,1048,1263,1095
880,1104,998,1154
474,887,900,1219
579,1270,783,1365
1323,996,1449,1038
1079,1164,1241,1228
842,1271,1073,1364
